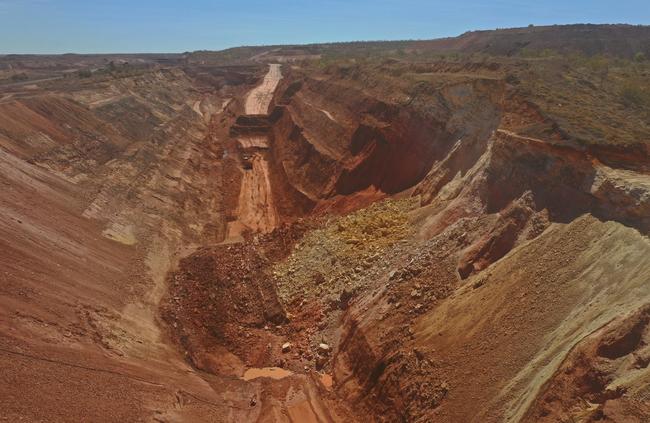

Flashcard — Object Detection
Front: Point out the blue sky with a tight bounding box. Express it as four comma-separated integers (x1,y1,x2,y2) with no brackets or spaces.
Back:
0,0,648,54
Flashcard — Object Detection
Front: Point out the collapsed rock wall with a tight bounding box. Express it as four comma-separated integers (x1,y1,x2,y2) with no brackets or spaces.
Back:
266,72,504,215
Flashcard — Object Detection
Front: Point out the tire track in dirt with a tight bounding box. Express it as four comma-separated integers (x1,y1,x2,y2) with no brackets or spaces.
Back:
245,64,282,115
227,64,282,240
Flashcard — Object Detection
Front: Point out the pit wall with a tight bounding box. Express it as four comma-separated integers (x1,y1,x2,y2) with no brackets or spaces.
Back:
264,70,504,218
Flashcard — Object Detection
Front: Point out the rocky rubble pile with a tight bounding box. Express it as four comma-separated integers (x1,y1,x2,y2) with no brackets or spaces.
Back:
272,198,418,307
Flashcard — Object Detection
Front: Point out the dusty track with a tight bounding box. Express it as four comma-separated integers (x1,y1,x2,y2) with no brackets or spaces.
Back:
245,64,282,115
227,64,282,240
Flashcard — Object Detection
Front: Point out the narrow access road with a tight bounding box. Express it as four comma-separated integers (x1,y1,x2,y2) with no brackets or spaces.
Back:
244,64,282,115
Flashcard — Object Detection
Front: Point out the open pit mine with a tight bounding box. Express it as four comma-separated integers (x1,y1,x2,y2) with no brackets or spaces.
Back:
1,24,650,423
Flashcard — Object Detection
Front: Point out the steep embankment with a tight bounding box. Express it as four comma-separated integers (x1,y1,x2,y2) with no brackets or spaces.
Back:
0,65,281,422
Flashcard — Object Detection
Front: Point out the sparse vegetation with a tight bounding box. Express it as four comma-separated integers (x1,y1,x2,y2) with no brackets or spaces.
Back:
620,81,650,108
77,69,92,78
519,47,557,58
10,72,29,81
299,46,650,149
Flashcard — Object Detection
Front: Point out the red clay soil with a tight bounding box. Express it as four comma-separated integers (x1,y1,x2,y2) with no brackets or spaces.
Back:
2,37,650,423
160,222,317,373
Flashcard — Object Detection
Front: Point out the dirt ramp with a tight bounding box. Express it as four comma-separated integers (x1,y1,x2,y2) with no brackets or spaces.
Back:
233,153,278,234
225,64,287,240
245,64,282,115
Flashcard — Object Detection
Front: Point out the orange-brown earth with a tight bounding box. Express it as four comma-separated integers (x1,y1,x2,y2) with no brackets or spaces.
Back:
1,25,650,422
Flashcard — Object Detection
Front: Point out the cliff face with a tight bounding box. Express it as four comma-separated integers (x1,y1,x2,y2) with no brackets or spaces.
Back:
263,70,503,217
1,29,650,422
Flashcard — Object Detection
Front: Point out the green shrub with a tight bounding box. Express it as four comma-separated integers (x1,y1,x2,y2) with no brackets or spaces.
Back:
520,48,556,58
620,82,650,107
77,69,92,78
10,72,28,81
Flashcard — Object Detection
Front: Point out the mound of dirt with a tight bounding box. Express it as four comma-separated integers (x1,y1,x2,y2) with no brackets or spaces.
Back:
273,198,417,306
